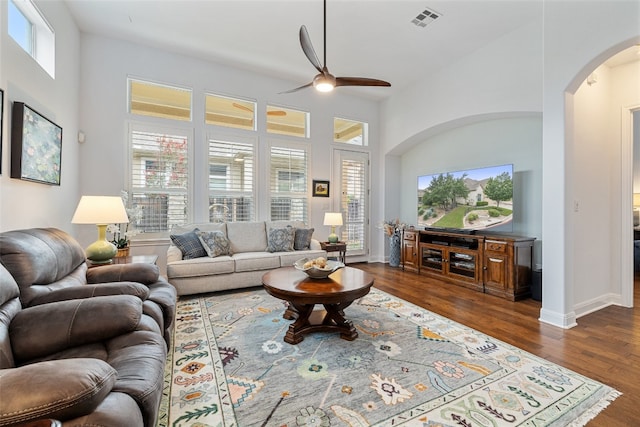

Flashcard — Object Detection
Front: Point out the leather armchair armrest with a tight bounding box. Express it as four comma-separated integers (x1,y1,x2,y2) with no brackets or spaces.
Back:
86,263,160,285
0,359,116,426
10,295,142,362
30,282,149,306
14,419,61,427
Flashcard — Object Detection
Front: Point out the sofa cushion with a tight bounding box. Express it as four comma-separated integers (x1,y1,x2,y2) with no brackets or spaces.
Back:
294,228,315,250
266,226,295,252
233,252,281,272
0,358,117,426
196,230,232,257
170,228,207,260
167,256,235,278
227,222,267,253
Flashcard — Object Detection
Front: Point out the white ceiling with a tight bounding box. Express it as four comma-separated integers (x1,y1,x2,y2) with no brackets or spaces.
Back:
64,0,545,100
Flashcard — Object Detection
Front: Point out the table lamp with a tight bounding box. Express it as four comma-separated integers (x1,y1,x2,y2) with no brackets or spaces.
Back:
71,196,129,264
323,212,343,243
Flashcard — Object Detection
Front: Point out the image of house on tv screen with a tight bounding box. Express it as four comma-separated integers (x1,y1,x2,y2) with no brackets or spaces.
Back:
417,164,513,232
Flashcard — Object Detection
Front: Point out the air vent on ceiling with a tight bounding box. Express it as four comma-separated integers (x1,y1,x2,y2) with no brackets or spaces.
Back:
411,7,441,28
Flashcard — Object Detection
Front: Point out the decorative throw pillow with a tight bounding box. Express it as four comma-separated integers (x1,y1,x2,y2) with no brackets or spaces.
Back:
294,228,315,250
170,228,207,259
266,226,295,252
196,230,232,258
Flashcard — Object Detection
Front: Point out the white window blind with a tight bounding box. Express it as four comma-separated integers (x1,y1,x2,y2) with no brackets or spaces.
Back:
341,156,367,252
208,138,255,222
269,144,308,222
129,126,190,233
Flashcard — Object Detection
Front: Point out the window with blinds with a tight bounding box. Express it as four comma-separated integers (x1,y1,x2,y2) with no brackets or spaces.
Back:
129,126,190,233
340,155,368,253
269,144,308,222
208,138,255,222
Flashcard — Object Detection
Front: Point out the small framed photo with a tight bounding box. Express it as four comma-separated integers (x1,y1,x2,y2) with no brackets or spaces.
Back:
11,102,63,185
312,180,330,197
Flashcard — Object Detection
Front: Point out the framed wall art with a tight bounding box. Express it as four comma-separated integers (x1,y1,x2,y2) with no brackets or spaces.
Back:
11,102,62,185
312,179,330,197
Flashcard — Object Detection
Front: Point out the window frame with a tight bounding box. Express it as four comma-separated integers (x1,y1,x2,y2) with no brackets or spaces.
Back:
8,0,55,78
126,121,194,237
268,139,310,223
206,133,257,222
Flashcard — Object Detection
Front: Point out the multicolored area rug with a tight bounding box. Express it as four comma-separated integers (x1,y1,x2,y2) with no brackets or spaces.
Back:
156,287,620,427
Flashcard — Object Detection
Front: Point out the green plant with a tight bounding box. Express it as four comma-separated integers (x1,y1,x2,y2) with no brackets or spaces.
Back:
476,201,489,207
467,213,478,222
488,208,500,217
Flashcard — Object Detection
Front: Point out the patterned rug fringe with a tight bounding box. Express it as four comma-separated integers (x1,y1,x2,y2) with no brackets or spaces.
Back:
566,389,623,427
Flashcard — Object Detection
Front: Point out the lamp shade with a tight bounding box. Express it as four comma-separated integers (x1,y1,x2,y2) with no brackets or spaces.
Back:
71,196,129,225
634,193,640,207
323,212,343,226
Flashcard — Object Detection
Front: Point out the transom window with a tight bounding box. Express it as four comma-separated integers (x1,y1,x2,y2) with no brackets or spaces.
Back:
205,93,256,131
129,79,192,121
9,0,55,78
334,117,367,145
266,105,309,138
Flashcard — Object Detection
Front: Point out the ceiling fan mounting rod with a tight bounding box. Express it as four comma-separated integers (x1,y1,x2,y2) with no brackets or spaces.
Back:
323,0,327,68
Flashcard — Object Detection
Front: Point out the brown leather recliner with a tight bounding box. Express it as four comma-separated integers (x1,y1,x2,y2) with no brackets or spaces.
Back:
0,227,176,347
0,263,167,427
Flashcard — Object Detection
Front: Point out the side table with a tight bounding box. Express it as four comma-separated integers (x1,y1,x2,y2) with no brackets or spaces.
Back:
88,255,158,268
320,241,347,264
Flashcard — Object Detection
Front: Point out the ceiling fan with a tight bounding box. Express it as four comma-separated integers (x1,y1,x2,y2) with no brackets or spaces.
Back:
281,0,391,94
232,102,286,116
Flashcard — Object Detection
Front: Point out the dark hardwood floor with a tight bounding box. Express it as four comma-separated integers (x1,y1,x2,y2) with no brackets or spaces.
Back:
354,262,638,426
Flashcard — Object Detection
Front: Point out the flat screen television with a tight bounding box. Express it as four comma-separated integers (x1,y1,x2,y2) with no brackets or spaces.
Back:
417,164,513,233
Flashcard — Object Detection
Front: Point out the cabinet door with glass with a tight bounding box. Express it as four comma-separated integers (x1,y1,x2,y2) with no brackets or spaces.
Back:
421,245,445,273
447,249,480,282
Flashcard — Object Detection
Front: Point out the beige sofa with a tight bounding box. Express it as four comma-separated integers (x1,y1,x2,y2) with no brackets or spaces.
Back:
167,221,326,296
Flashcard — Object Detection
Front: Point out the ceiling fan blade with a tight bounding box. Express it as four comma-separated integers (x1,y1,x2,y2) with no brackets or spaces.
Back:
335,77,392,88
278,82,313,94
299,25,323,73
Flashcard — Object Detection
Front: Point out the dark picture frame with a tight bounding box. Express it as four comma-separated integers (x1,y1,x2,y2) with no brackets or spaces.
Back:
312,179,330,197
11,102,62,185
0,89,4,175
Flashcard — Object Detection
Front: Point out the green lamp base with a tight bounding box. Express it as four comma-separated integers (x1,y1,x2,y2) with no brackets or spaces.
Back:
328,227,339,244
86,224,117,264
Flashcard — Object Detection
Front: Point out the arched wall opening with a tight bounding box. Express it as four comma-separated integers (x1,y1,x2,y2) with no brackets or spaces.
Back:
564,40,640,319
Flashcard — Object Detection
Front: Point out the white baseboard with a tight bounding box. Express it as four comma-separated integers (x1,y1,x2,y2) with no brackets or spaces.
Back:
539,307,577,329
574,293,621,319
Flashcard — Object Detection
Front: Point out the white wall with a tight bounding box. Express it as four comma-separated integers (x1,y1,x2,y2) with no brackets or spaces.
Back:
541,0,639,327
0,1,80,232
380,0,640,328
398,116,542,262
78,35,381,270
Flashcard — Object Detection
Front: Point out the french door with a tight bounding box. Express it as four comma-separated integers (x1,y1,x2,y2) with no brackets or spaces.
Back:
333,150,369,257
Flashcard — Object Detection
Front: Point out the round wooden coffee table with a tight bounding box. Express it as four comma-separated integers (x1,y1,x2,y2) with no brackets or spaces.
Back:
262,266,374,344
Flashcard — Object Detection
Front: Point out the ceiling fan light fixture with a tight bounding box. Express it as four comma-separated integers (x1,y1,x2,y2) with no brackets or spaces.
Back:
313,73,336,92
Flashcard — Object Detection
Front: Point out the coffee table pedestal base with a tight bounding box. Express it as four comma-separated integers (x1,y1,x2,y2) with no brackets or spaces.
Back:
283,302,358,344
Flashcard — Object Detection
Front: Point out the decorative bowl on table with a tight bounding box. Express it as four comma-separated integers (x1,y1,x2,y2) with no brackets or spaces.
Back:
294,257,345,279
